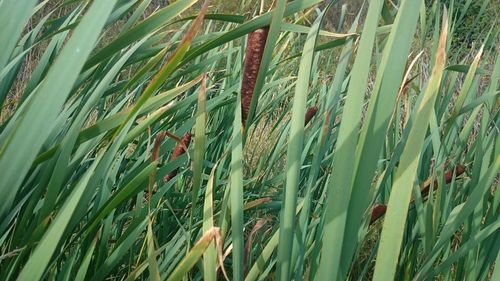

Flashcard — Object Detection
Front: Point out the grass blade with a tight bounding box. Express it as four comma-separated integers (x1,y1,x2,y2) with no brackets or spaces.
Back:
372,10,448,281
0,0,118,220
277,8,325,281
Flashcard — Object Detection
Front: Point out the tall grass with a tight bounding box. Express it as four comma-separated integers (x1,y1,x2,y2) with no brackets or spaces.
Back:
0,0,498,280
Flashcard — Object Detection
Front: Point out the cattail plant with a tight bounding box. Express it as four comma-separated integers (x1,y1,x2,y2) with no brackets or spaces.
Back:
304,106,318,125
419,165,466,197
370,165,467,225
1,1,498,281
164,132,192,182
241,26,269,127
370,204,387,225
151,131,167,162
148,131,167,198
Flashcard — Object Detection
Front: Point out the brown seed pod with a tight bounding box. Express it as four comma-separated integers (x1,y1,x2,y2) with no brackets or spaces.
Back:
164,132,192,182
148,131,167,198
420,165,466,198
304,106,318,125
151,131,166,162
370,204,387,225
241,27,269,126
369,165,466,225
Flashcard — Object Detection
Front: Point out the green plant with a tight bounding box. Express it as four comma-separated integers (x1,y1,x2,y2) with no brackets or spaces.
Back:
0,0,498,280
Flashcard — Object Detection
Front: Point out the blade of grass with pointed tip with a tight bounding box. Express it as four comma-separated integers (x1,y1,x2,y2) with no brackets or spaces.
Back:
231,80,245,281
0,0,118,220
113,1,209,139
0,0,38,70
84,0,198,69
317,1,384,279
338,0,425,277
372,12,448,281
189,76,207,230
446,48,484,129
203,161,219,281
276,8,325,281
16,153,102,281
167,227,220,281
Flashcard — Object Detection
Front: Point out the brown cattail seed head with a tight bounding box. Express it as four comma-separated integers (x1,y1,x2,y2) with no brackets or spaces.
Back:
241,27,269,126
164,132,192,182
370,204,387,225
370,166,465,226
304,106,318,125
420,165,466,197
151,131,166,162
447,165,466,182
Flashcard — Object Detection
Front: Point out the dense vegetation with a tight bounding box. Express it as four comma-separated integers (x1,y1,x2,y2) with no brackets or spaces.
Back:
0,0,498,280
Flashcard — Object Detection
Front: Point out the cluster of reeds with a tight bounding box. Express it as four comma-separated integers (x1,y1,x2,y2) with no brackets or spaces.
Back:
0,1,498,281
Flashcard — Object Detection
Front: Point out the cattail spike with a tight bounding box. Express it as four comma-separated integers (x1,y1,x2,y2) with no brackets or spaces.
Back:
304,106,318,126
164,132,192,182
370,204,387,225
370,165,466,225
420,165,466,197
241,27,269,127
151,131,166,162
